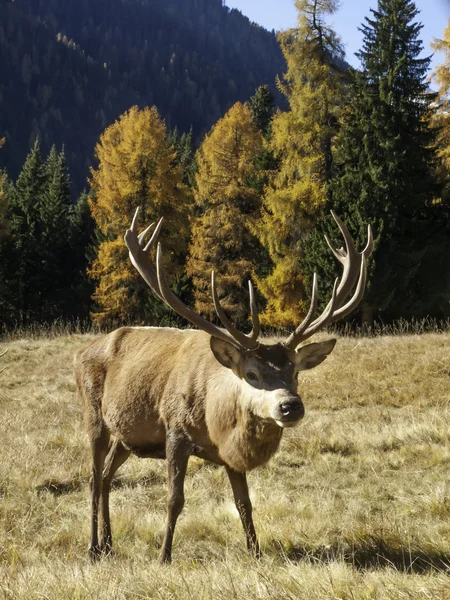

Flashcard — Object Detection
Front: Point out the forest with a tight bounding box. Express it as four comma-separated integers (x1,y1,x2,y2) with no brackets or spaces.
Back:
0,0,449,331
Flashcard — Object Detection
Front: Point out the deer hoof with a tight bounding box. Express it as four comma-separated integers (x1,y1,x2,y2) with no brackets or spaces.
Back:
88,545,102,562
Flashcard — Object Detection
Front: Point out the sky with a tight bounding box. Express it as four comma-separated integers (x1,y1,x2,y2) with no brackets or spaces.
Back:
225,0,449,75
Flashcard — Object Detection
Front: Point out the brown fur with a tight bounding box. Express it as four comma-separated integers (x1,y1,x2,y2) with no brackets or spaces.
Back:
75,326,335,563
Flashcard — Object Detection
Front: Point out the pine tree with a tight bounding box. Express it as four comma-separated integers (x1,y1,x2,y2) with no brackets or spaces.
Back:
38,146,78,319
187,102,265,325
3,142,85,324
247,85,275,137
423,19,450,316
168,127,197,187
246,86,278,197
320,0,442,321
0,138,11,325
7,139,46,322
89,105,192,326
257,0,346,326
65,190,96,320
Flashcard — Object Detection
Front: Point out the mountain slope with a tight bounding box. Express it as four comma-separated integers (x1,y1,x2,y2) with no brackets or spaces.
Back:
0,0,286,194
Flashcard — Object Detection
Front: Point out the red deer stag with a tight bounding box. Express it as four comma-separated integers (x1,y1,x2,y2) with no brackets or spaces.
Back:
75,209,373,563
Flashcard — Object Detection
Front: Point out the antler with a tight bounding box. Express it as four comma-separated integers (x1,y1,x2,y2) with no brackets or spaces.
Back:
124,208,260,350
283,211,373,350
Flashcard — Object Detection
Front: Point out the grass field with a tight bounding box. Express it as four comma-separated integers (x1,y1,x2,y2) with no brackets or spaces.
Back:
1,330,450,599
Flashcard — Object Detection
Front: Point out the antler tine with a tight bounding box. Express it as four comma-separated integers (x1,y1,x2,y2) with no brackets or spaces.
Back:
362,224,374,257
284,214,373,349
248,280,261,342
130,206,140,232
317,211,371,318
330,211,356,258
124,207,165,301
138,222,155,245
211,272,259,350
327,254,368,323
324,235,345,261
284,273,319,348
294,277,339,344
156,244,246,348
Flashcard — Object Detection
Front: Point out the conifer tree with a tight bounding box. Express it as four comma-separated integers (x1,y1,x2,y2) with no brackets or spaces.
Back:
89,105,191,326
187,102,265,325
168,127,197,187
257,0,345,326
312,0,442,321
0,138,11,324
3,142,84,323
39,146,78,318
246,86,278,196
247,85,275,137
7,139,46,321
424,18,450,315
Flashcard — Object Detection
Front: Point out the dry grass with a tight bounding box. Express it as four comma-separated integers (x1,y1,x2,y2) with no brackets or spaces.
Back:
0,331,450,598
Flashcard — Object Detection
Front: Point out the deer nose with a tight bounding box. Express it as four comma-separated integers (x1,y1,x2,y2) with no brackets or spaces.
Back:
280,398,304,419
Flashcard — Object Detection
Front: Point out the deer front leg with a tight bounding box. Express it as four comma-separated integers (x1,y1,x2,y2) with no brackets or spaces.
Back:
225,465,261,558
159,430,190,564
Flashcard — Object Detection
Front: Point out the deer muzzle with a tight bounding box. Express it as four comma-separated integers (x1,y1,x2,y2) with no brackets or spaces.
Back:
273,396,305,427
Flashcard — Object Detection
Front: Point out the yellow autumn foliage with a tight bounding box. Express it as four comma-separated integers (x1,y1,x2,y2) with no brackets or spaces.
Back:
89,105,191,325
187,102,265,324
257,0,345,327
431,20,450,200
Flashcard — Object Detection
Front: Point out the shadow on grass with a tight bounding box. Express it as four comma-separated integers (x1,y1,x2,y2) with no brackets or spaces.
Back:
35,473,166,496
276,535,450,574
36,478,85,495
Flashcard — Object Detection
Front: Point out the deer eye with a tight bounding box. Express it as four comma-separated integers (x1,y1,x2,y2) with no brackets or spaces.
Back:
247,371,258,381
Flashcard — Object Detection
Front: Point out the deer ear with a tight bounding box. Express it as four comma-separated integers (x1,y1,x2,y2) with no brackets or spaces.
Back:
210,337,242,369
294,339,336,371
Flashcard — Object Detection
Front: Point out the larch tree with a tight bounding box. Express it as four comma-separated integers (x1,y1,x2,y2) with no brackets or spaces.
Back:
89,105,191,326
187,102,265,326
257,0,346,327
432,19,450,203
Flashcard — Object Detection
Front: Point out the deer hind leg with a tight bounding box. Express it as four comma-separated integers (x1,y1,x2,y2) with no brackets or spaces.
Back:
88,425,110,561
159,430,190,564
99,439,131,554
225,466,261,558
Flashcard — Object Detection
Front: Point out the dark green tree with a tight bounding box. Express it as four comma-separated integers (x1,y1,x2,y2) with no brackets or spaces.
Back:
247,84,275,137
303,0,442,322
38,146,77,319
247,85,279,188
168,127,198,187
68,190,96,319
1,142,92,326
6,139,46,322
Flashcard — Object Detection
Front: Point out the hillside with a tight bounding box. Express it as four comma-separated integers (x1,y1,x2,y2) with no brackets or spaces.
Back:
0,330,450,597
0,0,286,194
